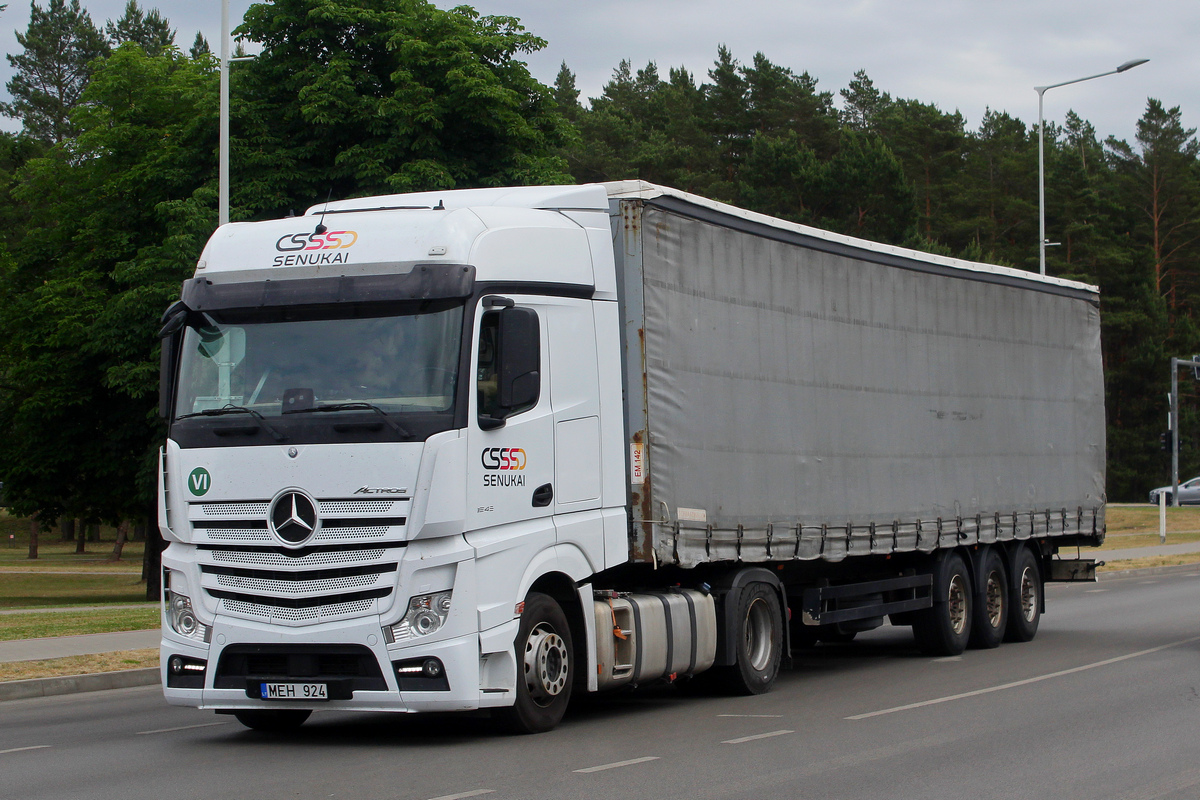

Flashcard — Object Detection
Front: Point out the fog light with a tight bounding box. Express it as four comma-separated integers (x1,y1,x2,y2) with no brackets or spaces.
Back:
392,657,449,691
164,655,206,688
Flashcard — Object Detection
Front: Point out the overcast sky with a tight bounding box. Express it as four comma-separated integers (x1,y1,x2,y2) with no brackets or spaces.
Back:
0,0,1195,146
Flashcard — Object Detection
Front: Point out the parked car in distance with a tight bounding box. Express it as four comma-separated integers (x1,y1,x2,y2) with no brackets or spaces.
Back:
1149,477,1200,505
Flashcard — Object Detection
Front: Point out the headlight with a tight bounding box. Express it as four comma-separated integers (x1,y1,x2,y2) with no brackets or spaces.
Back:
385,591,452,643
165,584,210,643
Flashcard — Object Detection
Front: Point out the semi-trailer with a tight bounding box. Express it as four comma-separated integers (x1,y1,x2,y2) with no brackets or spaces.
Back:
157,181,1106,733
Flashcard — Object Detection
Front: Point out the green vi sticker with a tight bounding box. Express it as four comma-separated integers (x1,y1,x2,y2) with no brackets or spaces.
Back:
187,467,212,497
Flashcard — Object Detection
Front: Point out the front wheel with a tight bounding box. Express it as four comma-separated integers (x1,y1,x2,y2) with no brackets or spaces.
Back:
498,592,573,734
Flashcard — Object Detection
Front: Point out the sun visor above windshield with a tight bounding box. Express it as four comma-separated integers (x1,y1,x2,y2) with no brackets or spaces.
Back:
181,265,476,312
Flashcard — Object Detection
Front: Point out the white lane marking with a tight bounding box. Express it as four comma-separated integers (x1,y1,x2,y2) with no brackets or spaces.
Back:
136,721,233,735
574,756,660,773
932,656,962,662
718,714,783,718
1140,581,1159,585
1085,589,1107,593
722,730,794,744
427,791,495,800
0,745,51,755
847,635,1200,720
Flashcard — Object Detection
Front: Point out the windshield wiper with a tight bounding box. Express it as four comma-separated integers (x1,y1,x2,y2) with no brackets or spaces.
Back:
176,404,287,442
284,402,411,437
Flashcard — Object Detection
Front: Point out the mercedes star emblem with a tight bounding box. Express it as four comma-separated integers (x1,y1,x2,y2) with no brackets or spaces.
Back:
269,491,319,545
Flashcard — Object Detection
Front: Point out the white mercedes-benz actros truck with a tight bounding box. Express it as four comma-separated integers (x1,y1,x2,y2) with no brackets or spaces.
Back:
157,181,1106,733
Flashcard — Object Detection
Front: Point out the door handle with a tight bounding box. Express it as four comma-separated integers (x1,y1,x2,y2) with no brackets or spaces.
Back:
532,483,553,507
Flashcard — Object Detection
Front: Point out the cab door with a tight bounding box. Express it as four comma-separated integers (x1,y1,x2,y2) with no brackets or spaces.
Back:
465,295,555,532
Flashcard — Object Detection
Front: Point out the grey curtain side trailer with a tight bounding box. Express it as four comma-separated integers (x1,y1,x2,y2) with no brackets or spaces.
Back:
605,181,1104,642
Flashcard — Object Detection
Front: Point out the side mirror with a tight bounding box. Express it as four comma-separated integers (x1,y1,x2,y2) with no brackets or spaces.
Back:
498,307,540,411
158,301,189,419
478,305,540,429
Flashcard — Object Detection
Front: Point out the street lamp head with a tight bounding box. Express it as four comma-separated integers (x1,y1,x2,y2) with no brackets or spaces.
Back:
1116,58,1149,73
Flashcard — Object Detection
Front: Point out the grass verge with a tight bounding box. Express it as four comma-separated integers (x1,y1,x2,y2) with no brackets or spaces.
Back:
0,607,159,641
1104,504,1200,536
0,649,157,682
0,573,148,608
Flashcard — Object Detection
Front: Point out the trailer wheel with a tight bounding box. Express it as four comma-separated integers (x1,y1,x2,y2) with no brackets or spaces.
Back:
498,592,573,734
1004,546,1042,642
912,552,973,656
233,709,311,732
714,582,783,695
968,548,1008,649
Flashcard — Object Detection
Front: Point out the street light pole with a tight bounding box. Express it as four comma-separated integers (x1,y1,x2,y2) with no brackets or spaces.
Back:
1036,58,1148,277
219,0,230,226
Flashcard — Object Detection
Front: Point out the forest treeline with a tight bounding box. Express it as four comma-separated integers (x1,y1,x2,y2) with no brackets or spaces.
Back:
0,0,1196,554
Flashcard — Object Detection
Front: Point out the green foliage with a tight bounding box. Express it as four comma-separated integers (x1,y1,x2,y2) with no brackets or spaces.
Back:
0,3,1198,523
0,0,578,527
1,0,110,143
105,0,175,56
0,46,216,523
232,0,573,214
188,31,210,60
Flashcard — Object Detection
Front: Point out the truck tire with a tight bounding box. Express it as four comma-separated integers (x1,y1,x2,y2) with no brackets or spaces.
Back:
713,582,783,694
968,548,1008,649
233,709,311,732
912,552,973,656
498,592,573,734
1004,546,1042,642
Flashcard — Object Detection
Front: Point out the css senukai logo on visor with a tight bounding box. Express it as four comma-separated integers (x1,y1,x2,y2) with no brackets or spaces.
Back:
273,230,359,266
275,231,359,251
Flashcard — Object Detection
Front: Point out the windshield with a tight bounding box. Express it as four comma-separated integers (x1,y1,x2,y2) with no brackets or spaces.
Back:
173,304,464,422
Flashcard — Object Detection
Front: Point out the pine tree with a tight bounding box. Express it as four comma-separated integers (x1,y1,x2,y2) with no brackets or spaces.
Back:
105,1,175,56
840,70,888,133
552,61,580,122
1,0,110,143
1110,100,1200,317
189,31,210,60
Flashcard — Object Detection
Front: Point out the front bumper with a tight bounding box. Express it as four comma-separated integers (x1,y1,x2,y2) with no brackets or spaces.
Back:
162,615,505,713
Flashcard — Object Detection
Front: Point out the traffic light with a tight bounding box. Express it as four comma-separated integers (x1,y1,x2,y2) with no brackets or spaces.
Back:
1162,430,1174,452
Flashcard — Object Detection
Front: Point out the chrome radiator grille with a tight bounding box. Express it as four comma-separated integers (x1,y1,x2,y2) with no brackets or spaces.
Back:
189,496,408,627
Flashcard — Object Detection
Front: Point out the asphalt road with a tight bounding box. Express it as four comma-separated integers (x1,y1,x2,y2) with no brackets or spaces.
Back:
4,571,1200,800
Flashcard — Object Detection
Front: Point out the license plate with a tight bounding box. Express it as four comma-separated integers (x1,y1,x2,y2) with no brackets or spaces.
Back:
260,682,328,701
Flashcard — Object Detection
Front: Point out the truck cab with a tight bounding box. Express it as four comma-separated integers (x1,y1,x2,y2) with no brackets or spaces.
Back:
158,185,628,730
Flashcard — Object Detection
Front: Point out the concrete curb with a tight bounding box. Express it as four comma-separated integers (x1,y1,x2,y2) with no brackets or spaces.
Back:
1098,562,1200,580
0,667,159,702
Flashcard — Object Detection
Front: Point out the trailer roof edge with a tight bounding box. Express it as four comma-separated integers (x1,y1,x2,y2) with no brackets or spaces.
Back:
602,180,1100,298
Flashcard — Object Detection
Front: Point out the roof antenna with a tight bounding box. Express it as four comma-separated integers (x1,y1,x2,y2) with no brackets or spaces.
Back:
314,187,333,234
433,199,445,211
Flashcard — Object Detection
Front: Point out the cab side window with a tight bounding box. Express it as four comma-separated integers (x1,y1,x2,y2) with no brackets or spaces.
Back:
477,311,501,419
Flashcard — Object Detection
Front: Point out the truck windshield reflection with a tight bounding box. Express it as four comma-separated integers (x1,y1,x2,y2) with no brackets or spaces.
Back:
173,304,463,420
